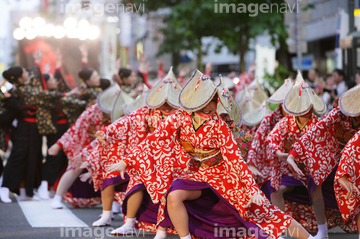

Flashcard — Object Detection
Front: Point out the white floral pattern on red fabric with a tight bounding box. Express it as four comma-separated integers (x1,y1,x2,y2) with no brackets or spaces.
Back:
291,107,360,186
58,104,105,168
124,110,292,239
335,130,360,231
241,124,259,136
247,106,284,186
266,114,319,190
63,192,101,208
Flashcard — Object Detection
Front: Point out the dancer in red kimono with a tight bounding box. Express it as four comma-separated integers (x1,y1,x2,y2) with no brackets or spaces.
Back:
266,72,330,238
335,128,360,233
247,79,293,186
98,68,181,238
108,70,315,239
48,84,120,208
80,88,134,226
287,84,360,235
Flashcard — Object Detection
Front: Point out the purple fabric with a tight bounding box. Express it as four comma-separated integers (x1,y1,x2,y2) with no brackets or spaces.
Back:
101,174,130,191
122,184,159,225
261,170,338,209
159,179,268,239
67,169,101,198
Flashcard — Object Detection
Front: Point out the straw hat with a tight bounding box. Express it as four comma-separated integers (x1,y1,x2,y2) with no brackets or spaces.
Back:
238,89,262,115
179,70,231,112
216,76,242,126
97,83,121,113
339,84,360,117
235,87,247,105
146,67,182,109
111,91,134,122
216,96,242,127
283,71,326,116
267,78,294,104
0,80,14,93
214,76,235,90
243,101,272,126
124,86,149,115
247,80,268,104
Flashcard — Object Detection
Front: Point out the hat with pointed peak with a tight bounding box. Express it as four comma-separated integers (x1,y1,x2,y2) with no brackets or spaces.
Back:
268,78,294,104
339,84,360,117
283,71,326,116
97,83,121,113
243,101,272,126
111,91,134,122
146,67,182,109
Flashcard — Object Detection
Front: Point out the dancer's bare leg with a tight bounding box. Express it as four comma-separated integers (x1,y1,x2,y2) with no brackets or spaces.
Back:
311,186,328,239
51,168,83,209
167,189,202,237
270,185,293,212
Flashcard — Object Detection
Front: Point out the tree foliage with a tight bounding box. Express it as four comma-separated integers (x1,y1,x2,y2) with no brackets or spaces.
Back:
129,0,289,72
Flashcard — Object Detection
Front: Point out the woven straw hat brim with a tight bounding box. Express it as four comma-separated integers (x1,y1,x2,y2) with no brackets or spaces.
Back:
124,91,149,115
97,84,121,113
238,89,262,115
216,96,242,127
243,101,271,126
235,88,247,105
179,70,218,112
283,77,326,116
111,91,134,122
248,81,268,104
267,79,294,104
339,84,360,117
146,68,182,109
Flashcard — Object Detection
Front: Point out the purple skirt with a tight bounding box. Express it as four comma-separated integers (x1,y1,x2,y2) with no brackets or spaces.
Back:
102,174,130,191
159,179,268,239
261,169,338,209
122,184,160,225
68,169,101,198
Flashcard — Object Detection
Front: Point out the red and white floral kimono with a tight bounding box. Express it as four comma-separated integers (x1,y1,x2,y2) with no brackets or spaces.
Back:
123,110,292,239
290,107,360,186
247,106,284,186
266,114,319,190
335,130,360,231
99,106,176,233
57,104,106,168
241,124,259,136
56,104,109,207
265,113,354,233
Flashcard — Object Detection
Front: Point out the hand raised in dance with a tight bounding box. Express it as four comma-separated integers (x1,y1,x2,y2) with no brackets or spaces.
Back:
286,155,305,178
48,143,61,156
338,175,360,199
79,172,92,184
105,161,127,180
95,131,106,144
245,193,265,208
247,163,264,178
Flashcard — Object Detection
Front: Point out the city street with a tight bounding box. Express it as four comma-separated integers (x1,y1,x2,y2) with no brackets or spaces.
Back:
0,193,357,239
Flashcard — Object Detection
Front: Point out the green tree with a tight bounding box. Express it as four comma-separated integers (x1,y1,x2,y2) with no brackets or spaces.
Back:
129,0,289,72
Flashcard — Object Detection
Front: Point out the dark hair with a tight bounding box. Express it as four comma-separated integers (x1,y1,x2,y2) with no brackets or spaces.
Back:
2,66,23,84
43,73,50,82
100,78,111,90
333,69,345,78
118,68,132,79
137,71,144,83
78,69,94,81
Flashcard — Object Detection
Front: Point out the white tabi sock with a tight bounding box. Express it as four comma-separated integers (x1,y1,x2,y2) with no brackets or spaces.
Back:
180,234,191,239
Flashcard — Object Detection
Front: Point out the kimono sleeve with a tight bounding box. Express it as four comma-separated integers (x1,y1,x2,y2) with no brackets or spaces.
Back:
123,112,182,203
218,120,261,197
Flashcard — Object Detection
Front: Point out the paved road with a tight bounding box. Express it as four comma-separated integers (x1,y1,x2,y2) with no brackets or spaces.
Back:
0,193,357,239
